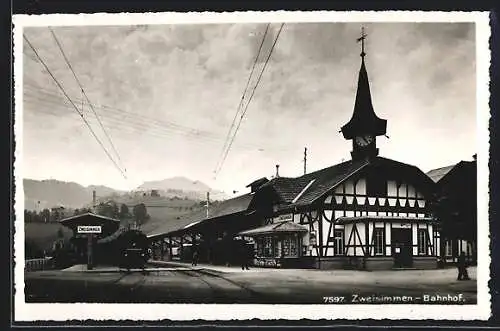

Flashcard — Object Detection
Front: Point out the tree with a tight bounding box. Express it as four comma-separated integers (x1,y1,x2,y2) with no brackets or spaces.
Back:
24,209,32,223
40,209,50,223
96,201,119,219
74,208,80,216
133,203,149,225
51,208,60,222
119,204,130,219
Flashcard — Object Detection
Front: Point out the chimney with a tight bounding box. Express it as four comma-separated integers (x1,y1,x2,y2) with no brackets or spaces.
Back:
275,164,280,178
473,154,477,161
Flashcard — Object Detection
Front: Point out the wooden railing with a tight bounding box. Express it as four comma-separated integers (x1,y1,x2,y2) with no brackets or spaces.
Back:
25,257,54,272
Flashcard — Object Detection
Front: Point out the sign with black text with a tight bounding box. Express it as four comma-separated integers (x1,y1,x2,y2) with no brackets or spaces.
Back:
77,225,102,234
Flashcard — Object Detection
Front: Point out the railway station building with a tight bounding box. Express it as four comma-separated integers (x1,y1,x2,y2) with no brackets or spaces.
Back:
426,156,477,265
145,41,473,271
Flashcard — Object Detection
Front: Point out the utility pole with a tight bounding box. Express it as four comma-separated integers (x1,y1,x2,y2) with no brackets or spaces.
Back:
206,192,210,219
92,190,96,213
303,147,307,175
88,190,97,270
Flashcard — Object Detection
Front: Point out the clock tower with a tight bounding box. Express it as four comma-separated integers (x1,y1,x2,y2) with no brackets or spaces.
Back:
341,27,387,161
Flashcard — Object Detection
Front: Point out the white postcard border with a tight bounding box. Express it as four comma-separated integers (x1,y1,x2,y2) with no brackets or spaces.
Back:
13,10,491,321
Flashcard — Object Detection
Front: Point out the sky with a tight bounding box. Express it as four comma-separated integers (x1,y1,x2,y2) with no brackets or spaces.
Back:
21,22,477,194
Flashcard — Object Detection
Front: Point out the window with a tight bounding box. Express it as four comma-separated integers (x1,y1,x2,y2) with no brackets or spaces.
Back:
264,237,273,257
290,234,298,256
366,173,387,197
445,239,453,257
333,230,344,255
283,237,291,256
256,238,264,257
282,234,299,257
417,229,428,255
373,228,385,255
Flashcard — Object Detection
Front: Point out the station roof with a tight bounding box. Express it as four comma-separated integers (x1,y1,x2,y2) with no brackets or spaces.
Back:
146,193,254,239
59,212,121,235
238,221,308,236
147,156,436,239
259,156,434,208
426,165,456,183
59,212,120,226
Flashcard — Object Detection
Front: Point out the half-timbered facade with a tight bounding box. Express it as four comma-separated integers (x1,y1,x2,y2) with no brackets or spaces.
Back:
252,156,437,270
240,30,440,270
147,30,447,270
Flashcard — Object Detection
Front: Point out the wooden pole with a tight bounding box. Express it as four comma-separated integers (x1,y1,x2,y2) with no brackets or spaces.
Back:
303,147,307,175
169,236,173,261
87,233,93,270
206,192,210,219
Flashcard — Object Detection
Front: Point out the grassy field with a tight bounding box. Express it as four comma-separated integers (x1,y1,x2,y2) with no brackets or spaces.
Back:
24,222,73,257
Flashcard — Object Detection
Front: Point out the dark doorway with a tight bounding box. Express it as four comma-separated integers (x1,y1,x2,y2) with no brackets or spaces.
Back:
391,228,413,268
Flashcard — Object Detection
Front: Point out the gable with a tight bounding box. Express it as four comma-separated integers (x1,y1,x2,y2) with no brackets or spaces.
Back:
435,160,476,196
427,165,456,183
293,157,435,207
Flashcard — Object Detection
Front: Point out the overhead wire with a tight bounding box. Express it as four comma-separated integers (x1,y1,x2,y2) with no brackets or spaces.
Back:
214,23,286,178
213,23,270,176
23,82,224,139
48,27,127,174
23,89,296,152
23,34,128,179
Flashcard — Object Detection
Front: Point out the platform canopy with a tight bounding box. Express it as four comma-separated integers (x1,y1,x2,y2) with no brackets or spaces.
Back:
59,212,121,238
238,221,308,237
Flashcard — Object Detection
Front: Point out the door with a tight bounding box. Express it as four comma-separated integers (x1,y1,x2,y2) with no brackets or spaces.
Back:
391,228,413,268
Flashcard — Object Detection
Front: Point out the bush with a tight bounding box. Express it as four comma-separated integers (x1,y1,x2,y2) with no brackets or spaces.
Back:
25,240,45,259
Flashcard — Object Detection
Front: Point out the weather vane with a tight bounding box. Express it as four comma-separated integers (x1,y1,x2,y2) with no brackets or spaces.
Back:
356,26,367,58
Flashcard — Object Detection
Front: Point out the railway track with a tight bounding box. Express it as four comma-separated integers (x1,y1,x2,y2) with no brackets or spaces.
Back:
176,269,266,303
25,267,268,303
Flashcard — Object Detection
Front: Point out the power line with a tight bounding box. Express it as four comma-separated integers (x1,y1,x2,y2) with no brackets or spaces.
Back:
23,34,128,179
23,92,296,152
215,23,285,178
23,89,260,148
23,82,223,139
214,23,270,176
48,27,126,173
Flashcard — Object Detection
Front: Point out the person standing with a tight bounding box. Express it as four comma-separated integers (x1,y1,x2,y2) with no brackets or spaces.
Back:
239,242,247,270
192,248,199,267
244,243,254,270
457,251,470,280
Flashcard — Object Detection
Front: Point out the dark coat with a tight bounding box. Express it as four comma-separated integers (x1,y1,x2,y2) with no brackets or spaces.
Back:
457,254,467,267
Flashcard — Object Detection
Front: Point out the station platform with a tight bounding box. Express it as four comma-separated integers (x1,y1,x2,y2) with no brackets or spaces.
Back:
61,264,195,273
147,260,275,273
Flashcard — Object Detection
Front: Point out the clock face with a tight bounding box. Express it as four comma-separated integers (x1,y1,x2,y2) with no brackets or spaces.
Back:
355,135,374,147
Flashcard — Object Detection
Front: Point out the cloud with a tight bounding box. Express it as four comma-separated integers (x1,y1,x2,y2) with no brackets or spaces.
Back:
21,22,476,192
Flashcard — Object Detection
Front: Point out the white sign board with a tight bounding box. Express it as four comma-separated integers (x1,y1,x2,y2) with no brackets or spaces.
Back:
277,213,293,222
77,225,102,234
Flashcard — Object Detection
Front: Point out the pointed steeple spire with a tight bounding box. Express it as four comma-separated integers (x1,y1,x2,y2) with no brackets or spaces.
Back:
341,27,387,140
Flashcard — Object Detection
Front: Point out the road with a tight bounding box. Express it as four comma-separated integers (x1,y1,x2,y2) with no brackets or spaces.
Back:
24,265,477,304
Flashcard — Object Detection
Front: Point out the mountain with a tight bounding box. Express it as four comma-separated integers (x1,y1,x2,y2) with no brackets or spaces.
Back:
138,176,212,192
23,179,123,210
137,176,228,200
23,176,229,211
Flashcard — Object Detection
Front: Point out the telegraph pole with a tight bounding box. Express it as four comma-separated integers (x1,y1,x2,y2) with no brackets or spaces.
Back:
92,190,97,213
88,190,97,270
303,147,307,175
